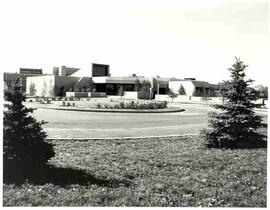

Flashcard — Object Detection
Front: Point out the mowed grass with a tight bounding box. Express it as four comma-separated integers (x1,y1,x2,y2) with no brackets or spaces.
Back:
3,136,267,207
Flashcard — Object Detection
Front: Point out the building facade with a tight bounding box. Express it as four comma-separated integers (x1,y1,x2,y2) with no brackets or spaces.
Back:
5,63,220,98
4,68,43,92
169,79,219,97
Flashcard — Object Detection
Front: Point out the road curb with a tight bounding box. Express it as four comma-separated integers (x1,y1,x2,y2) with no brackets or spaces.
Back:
46,133,199,141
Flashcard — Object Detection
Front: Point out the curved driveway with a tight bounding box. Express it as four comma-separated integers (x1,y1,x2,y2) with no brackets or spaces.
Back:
32,103,267,139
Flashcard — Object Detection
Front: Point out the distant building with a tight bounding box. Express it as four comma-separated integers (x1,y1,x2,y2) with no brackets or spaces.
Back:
4,68,43,92
60,66,80,76
20,68,42,75
25,63,170,97
92,63,110,77
169,78,219,97
20,63,220,98
26,75,93,97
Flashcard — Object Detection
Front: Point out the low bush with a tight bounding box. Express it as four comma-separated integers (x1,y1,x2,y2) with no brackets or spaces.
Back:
93,100,167,110
96,103,101,109
120,102,125,109
114,104,120,109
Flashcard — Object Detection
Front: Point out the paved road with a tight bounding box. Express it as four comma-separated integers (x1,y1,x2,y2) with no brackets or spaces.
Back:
32,103,267,139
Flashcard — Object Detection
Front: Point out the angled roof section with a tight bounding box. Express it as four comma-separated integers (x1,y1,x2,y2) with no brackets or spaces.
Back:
190,80,210,88
70,69,91,77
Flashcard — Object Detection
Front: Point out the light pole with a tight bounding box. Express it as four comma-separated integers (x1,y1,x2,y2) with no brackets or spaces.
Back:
157,84,160,101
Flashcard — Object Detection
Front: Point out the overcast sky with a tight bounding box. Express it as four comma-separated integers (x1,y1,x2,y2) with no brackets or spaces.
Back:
0,0,269,86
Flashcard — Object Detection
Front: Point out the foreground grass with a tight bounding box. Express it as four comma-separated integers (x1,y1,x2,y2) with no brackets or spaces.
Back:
3,136,267,207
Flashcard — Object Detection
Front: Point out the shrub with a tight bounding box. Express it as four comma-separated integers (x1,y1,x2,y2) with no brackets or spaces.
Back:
124,102,132,109
3,86,55,183
138,103,148,109
130,101,135,109
96,103,101,109
200,57,265,149
148,102,155,109
62,101,66,106
120,102,125,109
114,104,120,109
159,101,167,109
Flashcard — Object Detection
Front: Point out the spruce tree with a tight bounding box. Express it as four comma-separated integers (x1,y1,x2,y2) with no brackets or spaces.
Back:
178,84,186,95
200,57,265,149
168,89,178,102
3,86,55,183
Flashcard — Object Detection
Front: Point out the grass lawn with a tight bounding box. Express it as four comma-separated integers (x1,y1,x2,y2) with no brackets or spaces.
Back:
3,136,267,207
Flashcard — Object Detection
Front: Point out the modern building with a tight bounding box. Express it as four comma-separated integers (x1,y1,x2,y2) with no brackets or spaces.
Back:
25,63,171,98
169,78,220,97
26,74,93,97
17,63,220,98
4,68,43,92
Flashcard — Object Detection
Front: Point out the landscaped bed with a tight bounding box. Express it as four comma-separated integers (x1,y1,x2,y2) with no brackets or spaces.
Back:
3,135,267,207
26,98,169,110
24,98,185,113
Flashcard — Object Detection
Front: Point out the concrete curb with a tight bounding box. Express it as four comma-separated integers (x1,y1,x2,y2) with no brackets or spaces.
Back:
46,133,199,141
37,106,185,113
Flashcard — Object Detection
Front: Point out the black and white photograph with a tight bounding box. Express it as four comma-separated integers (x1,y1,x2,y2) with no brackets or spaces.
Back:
0,0,268,207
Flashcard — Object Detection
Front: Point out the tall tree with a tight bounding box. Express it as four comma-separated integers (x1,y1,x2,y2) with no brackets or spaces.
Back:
134,78,141,91
118,85,124,97
138,80,151,100
3,86,55,183
200,57,265,149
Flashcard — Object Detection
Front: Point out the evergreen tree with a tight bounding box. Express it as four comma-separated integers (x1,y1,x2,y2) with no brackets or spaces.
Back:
134,78,141,91
138,80,151,99
168,89,178,102
178,84,186,95
118,85,124,97
3,86,55,183
200,57,265,149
